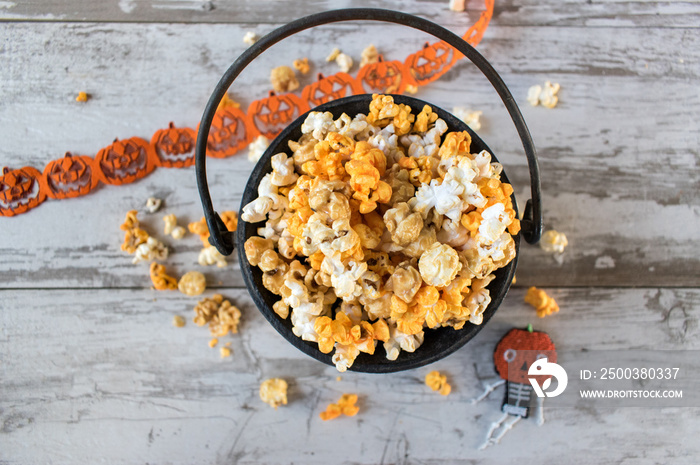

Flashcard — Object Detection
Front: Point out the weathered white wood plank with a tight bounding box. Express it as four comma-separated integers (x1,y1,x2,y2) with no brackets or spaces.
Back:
1,287,699,464
1,21,698,287
2,0,700,28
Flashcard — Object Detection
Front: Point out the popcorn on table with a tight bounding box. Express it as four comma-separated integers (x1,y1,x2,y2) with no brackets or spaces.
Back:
242,94,520,372
260,378,288,409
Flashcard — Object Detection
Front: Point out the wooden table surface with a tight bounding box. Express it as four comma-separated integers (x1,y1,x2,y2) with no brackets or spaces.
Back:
2,1,699,463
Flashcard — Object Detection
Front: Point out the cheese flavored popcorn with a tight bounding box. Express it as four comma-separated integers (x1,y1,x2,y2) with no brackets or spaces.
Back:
242,94,520,371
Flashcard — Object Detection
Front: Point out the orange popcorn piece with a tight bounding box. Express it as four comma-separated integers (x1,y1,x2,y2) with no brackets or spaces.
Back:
188,217,210,246
120,210,149,254
425,371,452,396
149,262,178,290
438,131,471,160
524,287,560,318
414,104,438,133
320,394,360,420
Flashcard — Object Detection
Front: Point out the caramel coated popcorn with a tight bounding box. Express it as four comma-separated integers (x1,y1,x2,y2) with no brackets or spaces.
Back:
360,44,379,67
260,378,288,409
270,66,300,93
178,271,206,296
425,370,452,395
241,94,519,371
193,294,241,336
525,287,559,318
293,57,310,74
319,394,359,420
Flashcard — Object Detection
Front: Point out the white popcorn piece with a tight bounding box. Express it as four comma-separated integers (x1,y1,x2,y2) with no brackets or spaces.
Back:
478,203,510,245
171,225,186,240
527,85,542,106
449,0,467,12
335,53,353,73
248,135,270,163
198,245,228,268
401,118,448,158
467,287,491,325
334,113,370,140
413,178,465,222
270,153,299,187
540,81,560,108
241,173,286,223
540,230,568,254
330,260,367,302
163,213,177,235
332,343,361,372
243,31,258,45
452,107,482,131
383,324,425,361
145,197,162,214
290,292,328,341
132,236,168,264
301,111,336,141
418,242,462,287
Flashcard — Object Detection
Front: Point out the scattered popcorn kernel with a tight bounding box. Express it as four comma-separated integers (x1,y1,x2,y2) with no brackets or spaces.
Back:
75,92,89,102
335,53,353,73
405,84,418,95
270,65,300,93
540,230,568,254
150,262,178,291
260,378,289,409
248,135,270,163
320,394,359,420
120,210,149,254
243,31,258,45
194,294,241,336
163,213,177,235
220,346,232,358
425,370,452,395
527,84,542,106
178,271,206,296
173,315,186,328
360,44,378,67
525,287,560,318
171,225,186,240
452,107,483,131
145,197,162,213
540,81,560,108
209,338,218,348
293,57,310,74
326,47,341,62
198,245,228,268
449,0,466,12
133,236,169,264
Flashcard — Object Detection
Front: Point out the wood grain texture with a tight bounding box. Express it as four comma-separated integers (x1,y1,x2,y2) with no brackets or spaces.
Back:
2,0,700,28
2,287,699,464
0,21,698,288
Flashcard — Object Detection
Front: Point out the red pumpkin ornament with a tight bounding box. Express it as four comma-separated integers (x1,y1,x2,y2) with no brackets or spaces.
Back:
248,91,309,140
404,41,459,87
41,152,99,199
203,106,255,159
95,137,156,185
301,72,364,108
494,328,557,385
0,166,47,217
151,122,198,167
356,55,414,94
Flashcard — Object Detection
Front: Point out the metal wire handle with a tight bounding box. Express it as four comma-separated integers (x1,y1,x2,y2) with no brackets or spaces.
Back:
196,8,543,255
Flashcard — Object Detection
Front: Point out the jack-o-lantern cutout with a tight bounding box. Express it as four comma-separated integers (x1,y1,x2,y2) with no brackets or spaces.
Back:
0,166,47,217
95,137,156,185
41,152,99,199
204,107,255,159
301,72,364,108
404,41,458,87
248,91,309,140
494,328,557,385
151,122,198,167
356,55,413,94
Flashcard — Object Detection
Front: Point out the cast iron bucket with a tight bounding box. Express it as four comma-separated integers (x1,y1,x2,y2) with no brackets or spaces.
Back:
195,9,542,373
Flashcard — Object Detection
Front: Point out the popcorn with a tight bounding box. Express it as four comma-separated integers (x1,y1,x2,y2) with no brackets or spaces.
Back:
243,31,258,45
163,213,177,235
172,315,185,327
145,197,162,213
320,394,359,420
217,93,240,111
133,236,168,264
198,245,228,268
527,85,542,106
425,370,452,395
335,53,353,73
150,262,178,290
326,48,341,62
240,95,519,370
452,107,482,131
193,294,242,336
525,287,559,318
248,135,270,163
120,210,149,254
260,378,288,408
178,271,206,296
75,91,89,103
293,57,310,74
360,44,379,67
220,347,232,358
540,230,568,254
270,65,299,93
528,81,560,108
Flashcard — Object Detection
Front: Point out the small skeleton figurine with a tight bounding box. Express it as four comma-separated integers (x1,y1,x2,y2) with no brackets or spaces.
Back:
472,326,557,449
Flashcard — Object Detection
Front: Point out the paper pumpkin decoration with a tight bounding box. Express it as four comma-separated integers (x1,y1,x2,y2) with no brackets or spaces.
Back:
204,107,255,159
248,91,309,140
95,137,156,185
42,152,100,199
301,72,364,107
404,41,459,87
355,56,414,94
151,122,198,168
0,166,47,216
